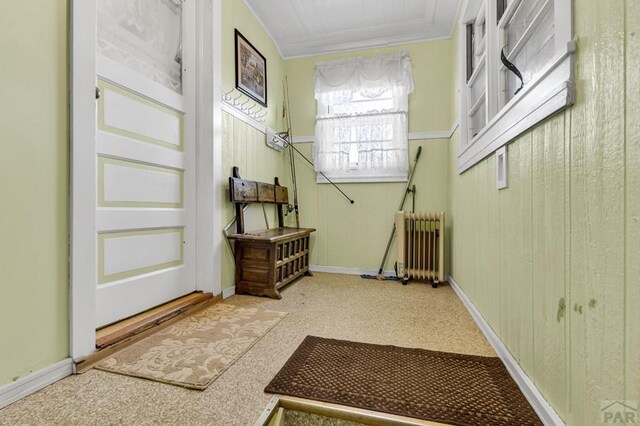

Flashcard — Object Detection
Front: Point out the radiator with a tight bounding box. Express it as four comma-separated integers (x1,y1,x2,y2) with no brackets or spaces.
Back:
395,211,445,286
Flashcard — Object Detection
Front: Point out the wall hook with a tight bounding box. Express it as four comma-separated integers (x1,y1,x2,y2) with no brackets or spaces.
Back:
231,93,243,104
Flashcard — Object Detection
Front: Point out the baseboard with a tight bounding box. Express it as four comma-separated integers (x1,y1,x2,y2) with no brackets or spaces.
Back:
447,275,564,426
222,285,236,299
309,265,395,277
222,268,396,297
0,358,73,410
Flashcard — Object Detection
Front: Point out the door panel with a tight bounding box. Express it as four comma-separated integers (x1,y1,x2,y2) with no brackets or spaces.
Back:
99,157,184,208
96,267,189,328
100,85,183,149
99,229,184,283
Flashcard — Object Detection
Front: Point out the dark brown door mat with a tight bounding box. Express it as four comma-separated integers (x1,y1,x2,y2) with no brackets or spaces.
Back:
265,336,542,426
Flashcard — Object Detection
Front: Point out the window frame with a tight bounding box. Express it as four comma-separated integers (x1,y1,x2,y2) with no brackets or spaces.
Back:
315,92,410,184
458,0,575,174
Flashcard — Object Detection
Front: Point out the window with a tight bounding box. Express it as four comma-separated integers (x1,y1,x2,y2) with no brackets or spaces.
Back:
465,3,488,141
458,0,575,173
313,52,414,183
97,0,184,94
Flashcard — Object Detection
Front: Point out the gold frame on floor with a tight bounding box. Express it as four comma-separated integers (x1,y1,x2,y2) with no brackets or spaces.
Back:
255,396,447,426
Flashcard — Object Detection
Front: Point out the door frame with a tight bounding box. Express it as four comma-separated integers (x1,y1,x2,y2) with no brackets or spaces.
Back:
70,0,223,360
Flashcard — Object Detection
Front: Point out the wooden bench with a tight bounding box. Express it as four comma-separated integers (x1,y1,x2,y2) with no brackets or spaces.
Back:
227,167,315,299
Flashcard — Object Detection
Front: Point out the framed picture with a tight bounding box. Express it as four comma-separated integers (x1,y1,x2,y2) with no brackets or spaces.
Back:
235,29,267,107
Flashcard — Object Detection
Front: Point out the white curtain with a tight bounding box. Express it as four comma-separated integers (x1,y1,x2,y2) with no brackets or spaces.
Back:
315,112,408,178
314,52,414,180
97,0,184,93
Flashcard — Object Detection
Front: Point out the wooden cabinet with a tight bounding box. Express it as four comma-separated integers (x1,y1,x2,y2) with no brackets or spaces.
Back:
228,228,314,299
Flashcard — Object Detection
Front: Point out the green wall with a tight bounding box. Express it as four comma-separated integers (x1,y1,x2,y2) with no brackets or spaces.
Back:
283,41,455,271
221,0,287,290
447,1,639,424
0,1,69,385
1,6,635,424
222,0,285,130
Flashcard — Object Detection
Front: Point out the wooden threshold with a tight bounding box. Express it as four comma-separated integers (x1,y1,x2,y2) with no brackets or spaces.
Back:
96,292,213,348
76,293,221,373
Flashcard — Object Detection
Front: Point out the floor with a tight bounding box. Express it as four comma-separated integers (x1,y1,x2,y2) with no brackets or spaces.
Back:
0,273,495,426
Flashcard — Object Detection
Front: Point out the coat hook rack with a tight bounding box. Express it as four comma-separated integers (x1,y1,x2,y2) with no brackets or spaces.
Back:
221,88,266,123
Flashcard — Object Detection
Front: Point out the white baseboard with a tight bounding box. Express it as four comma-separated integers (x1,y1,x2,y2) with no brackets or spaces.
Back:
447,275,564,426
222,286,236,299
221,266,395,297
0,358,73,410
309,265,395,277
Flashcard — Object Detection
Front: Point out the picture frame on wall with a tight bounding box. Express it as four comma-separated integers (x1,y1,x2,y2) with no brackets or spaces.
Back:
235,29,267,107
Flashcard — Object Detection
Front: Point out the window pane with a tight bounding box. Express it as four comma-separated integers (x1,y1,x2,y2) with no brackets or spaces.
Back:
466,24,475,81
497,0,507,24
504,1,555,103
315,113,408,177
469,62,486,108
97,0,184,94
505,0,549,56
469,97,486,139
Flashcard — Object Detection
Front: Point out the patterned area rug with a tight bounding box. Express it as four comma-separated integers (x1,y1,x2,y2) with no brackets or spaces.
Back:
97,304,287,390
265,336,542,426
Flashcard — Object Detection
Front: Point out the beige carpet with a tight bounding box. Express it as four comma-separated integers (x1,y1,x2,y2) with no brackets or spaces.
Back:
0,273,494,425
96,303,287,390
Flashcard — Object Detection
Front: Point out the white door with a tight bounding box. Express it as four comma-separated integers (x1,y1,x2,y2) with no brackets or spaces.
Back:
94,0,197,327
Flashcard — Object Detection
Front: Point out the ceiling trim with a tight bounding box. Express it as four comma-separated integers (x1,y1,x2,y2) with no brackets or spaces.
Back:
240,0,285,60
282,35,454,61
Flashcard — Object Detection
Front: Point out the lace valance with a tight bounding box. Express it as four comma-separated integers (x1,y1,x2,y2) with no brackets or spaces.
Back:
314,52,415,106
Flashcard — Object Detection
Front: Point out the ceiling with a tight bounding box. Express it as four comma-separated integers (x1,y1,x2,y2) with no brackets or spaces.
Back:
243,0,462,59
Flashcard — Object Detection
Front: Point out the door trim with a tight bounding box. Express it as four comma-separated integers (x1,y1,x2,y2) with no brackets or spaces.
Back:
70,0,223,360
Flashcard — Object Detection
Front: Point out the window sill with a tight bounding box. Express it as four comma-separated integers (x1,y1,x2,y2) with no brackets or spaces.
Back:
316,173,408,184
458,43,576,174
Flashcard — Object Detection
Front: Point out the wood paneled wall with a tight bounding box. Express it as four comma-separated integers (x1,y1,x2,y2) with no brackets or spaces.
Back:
448,1,639,423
